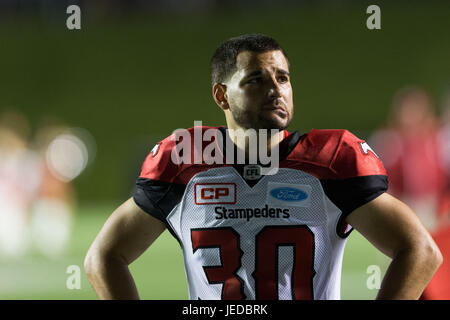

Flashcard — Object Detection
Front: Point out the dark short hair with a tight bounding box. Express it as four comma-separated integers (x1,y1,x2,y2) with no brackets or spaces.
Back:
210,34,289,86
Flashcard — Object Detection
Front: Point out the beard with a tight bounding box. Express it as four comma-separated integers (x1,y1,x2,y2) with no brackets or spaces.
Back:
229,103,292,130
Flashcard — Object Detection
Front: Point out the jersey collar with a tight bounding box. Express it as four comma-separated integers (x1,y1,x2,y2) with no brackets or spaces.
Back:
216,126,302,187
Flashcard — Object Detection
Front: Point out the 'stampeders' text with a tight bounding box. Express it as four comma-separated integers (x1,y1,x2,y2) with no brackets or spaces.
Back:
215,205,290,221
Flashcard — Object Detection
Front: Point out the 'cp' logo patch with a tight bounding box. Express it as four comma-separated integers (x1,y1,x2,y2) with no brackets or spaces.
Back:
194,183,236,205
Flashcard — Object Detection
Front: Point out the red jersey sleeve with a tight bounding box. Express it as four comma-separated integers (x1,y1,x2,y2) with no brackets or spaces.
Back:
318,130,389,238
133,134,185,235
139,134,180,183
331,130,387,178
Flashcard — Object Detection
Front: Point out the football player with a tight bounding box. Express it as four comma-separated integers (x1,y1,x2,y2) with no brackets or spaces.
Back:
84,34,442,300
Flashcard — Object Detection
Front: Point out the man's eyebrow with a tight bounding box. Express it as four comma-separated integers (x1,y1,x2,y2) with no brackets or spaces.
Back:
244,70,263,78
244,69,290,78
277,69,290,76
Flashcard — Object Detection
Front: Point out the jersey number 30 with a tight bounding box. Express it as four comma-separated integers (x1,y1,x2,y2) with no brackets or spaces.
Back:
191,225,315,300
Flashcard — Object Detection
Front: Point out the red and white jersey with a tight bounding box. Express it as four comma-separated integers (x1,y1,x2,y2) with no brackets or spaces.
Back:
134,126,387,300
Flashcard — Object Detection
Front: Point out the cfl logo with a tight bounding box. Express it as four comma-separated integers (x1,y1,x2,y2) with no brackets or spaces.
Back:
243,164,262,181
195,183,236,205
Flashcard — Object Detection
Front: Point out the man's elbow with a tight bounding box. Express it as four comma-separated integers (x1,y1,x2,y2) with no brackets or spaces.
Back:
84,245,129,279
84,245,111,280
416,237,443,272
84,247,101,280
428,241,443,269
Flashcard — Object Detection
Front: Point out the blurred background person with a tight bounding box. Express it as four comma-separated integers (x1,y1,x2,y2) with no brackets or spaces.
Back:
436,92,450,227
370,87,450,299
420,90,450,300
0,111,40,259
422,91,450,300
370,86,447,232
29,120,79,258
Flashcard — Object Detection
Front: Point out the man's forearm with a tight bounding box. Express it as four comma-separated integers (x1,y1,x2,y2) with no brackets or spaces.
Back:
85,255,139,300
377,246,442,299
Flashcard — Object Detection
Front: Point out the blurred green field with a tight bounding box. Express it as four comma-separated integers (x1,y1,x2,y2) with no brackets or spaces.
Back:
0,204,390,300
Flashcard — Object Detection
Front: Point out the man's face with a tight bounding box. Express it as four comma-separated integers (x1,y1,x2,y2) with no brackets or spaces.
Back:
225,50,294,130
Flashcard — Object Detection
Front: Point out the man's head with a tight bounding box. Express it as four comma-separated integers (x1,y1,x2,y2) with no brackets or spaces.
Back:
391,86,436,133
211,34,294,130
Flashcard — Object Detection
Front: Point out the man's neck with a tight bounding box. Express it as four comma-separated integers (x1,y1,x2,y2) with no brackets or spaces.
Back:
224,126,285,162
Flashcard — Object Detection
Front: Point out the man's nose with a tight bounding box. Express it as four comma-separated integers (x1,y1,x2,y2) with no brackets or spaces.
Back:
268,77,282,99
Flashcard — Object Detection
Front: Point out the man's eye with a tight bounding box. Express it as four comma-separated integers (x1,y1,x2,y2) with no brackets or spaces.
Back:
278,76,289,83
248,78,261,84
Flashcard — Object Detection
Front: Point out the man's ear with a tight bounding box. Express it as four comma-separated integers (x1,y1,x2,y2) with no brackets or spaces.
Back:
212,83,229,110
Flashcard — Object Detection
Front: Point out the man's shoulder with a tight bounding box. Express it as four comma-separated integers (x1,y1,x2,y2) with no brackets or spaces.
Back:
139,126,223,182
301,128,360,146
159,125,221,143
292,128,360,164
147,125,222,154
288,128,386,179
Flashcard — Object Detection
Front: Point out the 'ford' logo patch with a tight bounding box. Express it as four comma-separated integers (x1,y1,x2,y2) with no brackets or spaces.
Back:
270,187,308,202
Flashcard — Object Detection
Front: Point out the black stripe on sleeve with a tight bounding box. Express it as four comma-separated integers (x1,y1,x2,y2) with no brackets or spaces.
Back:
133,178,186,244
320,175,388,238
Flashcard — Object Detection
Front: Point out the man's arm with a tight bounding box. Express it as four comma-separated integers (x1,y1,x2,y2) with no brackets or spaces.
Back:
346,192,443,300
84,197,166,299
